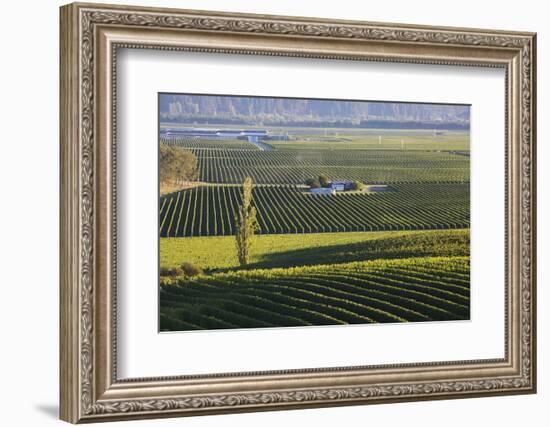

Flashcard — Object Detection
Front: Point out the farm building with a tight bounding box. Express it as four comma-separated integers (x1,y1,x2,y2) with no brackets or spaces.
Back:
160,127,269,139
160,127,292,142
310,187,336,195
221,129,268,139
330,181,354,192
162,127,293,141
245,135,261,143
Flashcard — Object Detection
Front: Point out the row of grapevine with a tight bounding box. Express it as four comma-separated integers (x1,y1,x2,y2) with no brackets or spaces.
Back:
159,256,470,330
188,148,469,184
159,183,470,237
188,147,470,167
161,137,258,150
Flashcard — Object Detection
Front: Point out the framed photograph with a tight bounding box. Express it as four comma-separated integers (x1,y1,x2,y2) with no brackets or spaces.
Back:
60,2,537,423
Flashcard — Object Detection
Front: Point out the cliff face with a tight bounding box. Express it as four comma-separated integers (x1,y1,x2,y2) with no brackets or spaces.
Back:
159,94,470,127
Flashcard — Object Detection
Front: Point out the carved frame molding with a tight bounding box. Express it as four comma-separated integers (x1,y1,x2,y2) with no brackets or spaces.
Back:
60,2,536,423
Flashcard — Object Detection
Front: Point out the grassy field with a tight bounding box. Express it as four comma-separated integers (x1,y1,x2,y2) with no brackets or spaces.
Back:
160,255,470,331
269,131,469,151
160,229,469,271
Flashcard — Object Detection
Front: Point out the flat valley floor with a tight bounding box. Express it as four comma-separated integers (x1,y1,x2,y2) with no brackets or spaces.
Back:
159,127,470,331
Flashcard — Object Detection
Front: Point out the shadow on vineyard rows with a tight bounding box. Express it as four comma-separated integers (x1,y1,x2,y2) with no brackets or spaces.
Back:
160,256,470,331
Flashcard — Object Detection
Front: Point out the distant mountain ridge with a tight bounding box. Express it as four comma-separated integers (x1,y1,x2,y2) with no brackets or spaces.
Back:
160,94,470,129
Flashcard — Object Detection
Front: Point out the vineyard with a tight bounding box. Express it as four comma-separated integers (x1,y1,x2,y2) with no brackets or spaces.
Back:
160,256,470,330
159,123,470,331
161,137,259,151
159,183,469,237
161,142,469,184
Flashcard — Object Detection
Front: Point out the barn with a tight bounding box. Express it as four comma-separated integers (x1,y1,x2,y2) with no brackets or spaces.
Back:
310,187,336,195
330,181,353,192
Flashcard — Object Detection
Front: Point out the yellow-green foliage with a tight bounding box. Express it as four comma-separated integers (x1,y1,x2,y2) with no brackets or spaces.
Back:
159,143,198,184
160,229,469,272
235,176,259,266
160,255,470,331
208,256,469,281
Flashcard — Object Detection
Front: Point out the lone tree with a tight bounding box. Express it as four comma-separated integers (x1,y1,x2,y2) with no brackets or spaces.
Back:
235,177,259,266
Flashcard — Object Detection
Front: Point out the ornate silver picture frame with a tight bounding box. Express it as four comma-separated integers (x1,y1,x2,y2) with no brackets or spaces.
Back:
60,2,536,423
